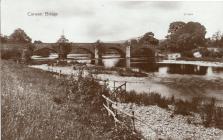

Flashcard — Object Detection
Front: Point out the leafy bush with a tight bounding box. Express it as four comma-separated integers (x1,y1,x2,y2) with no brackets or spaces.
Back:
181,51,194,58
174,100,192,115
1,60,142,140
1,49,21,59
174,97,202,116
200,98,223,129
201,98,216,127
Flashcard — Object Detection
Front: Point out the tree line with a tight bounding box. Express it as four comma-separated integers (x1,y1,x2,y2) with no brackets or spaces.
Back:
159,21,223,58
1,21,223,60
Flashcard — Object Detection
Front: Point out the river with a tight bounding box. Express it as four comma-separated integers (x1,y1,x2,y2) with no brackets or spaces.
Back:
31,53,223,106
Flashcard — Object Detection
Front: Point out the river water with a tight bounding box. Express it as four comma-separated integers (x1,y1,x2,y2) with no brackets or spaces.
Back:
31,53,223,105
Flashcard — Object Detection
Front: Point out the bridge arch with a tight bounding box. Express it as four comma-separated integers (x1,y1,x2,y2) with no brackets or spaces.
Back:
69,47,95,58
33,47,58,57
102,47,126,58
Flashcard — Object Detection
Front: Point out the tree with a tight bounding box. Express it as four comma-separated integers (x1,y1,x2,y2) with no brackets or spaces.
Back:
34,40,43,44
8,28,32,43
168,21,186,35
211,31,223,48
212,31,222,41
21,44,34,63
166,21,206,53
0,34,9,43
138,32,159,46
56,35,71,59
130,39,138,45
221,36,223,48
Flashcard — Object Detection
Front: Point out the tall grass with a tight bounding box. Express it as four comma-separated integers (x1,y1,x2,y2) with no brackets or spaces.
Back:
117,90,169,109
1,60,141,140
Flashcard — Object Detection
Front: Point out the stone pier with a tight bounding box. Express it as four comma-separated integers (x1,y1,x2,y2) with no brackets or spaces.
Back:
125,46,131,68
94,47,99,65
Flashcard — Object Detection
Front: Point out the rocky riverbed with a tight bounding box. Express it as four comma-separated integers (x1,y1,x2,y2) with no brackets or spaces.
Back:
117,103,223,140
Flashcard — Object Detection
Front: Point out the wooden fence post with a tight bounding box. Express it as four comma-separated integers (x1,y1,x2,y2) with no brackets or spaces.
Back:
125,81,127,94
115,94,118,116
113,81,116,91
114,119,117,131
132,111,135,132
59,70,61,77
106,100,111,116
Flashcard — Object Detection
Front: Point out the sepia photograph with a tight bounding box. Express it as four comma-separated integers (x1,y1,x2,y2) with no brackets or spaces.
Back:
1,0,223,139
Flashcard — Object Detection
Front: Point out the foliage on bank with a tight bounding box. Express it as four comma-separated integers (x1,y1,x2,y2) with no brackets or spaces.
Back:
1,60,141,140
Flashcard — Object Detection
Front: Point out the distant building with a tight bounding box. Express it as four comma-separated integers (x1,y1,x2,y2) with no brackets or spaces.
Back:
207,47,221,53
193,51,202,58
167,53,181,60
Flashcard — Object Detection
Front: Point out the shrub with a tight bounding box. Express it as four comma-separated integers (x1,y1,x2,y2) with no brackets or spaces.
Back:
117,91,169,109
202,98,216,127
181,51,193,58
190,96,202,112
214,108,223,129
1,49,21,60
1,60,142,140
174,100,192,116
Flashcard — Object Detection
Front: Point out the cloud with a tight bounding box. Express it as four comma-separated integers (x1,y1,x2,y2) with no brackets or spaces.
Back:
116,1,149,9
85,22,128,41
52,1,97,18
152,1,181,10
57,7,95,18
116,1,181,10
2,0,223,42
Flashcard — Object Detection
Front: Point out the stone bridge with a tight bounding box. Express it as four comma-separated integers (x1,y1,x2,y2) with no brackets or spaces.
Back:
2,42,157,66
33,42,156,60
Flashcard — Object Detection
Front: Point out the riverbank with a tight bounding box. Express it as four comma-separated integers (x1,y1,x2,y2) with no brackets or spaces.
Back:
158,60,223,67
117,103,223,140
29,63,223,106
26,61,223,139
1,60,141,140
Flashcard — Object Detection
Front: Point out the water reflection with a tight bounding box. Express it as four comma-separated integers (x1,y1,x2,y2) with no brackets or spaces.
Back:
102,57,120,68
164,64,207,75
32,53,223,77
154,64,223,77
31,53,58,60
100,56,223,77
67,54,91,64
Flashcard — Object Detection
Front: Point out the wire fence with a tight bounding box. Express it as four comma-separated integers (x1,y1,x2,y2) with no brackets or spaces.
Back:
101,80,158,137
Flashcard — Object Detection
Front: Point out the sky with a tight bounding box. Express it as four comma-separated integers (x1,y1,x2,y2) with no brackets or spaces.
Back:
1,0,223,43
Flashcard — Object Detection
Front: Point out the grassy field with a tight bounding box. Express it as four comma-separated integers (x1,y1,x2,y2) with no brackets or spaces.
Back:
1,60,140,140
